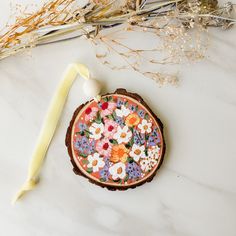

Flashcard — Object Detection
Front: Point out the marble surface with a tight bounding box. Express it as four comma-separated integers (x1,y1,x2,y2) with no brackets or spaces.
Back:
1,1,236,236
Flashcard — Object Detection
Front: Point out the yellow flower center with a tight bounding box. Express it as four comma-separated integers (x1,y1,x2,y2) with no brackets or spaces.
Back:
92,160,98,166
120,132,127,138
143,125,148,130
95,128,101,134
134,149,141,155
117,167,123,174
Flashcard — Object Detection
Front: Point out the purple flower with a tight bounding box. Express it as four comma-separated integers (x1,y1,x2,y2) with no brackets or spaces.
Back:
133,129,145,145
147,128,160,147
138,110,145,118
99,158,110,181
116,98,124,108
74,137,95,155
98,102,102,108
89,140,96,153
81,136,88,145
115,116,125,127
129,104,136,112
78,122,88,132
126,162,141,179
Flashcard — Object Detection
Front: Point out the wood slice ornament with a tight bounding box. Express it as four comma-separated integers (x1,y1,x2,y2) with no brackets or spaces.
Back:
13,63,165,204
66,88,165,190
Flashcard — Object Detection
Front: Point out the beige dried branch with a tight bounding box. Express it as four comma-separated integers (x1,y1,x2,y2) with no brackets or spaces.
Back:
0,0,235,85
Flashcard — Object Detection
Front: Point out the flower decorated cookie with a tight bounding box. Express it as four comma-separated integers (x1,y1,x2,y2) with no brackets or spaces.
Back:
66,89,165,190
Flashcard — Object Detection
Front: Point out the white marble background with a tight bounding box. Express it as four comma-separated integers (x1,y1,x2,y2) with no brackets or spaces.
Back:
0,1,236,236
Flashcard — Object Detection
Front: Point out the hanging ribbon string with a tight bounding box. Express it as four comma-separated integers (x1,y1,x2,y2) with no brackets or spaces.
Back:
12,63,101,204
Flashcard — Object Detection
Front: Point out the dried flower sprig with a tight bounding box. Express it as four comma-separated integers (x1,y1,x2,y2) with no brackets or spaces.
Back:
0,0,235,84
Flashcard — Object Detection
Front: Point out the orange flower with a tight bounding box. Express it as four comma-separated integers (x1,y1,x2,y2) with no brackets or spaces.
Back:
110,144,129,163
125,113,140,127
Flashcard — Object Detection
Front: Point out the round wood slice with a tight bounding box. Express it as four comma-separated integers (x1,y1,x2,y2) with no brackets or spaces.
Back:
66,89,165,190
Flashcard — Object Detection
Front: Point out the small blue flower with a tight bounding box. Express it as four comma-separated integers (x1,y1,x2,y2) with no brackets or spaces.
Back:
126,162,141,179
147,128,160,147
138,110,145,118
78,122,88,131
99,158,110,181
74,140,81,150
97,101,102,109
147,136,156,147
115,116,125,127
116,98,124,108
133,129,145,145
88,140,96,154
152,129,159,138
129,104,136,112
74,137,95,155
81,136,88,145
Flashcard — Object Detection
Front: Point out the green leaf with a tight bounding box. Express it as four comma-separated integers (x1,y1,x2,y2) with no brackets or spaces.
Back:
100,178,106,182
103,97,108,102
106,114,113,120
95,112,102,124
109,139,118,145
86,168,93,173
130,137,134,146
108,96,113,101
84,131,90,138
112,111,117,119
76,131,84,136
145,148,148,157
113,178,120,182
129,126,134,133
84,129,92,135
127,157,133,163
135,105,139,111
84,130,92,138
124,175,129,182
95,119,101,124
82,159,88,164
144,113,149,120
79,153,88,158
145,134,149,141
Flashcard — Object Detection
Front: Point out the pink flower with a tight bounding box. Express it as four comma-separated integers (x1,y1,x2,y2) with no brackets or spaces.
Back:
96,138,112,157
100,102,116,117
84,106,98,121
103,118,118,138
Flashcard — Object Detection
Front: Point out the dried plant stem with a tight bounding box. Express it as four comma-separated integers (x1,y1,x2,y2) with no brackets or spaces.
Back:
0,0,235,84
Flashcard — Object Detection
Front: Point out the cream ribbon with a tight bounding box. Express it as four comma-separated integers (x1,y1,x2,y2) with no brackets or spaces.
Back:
12,63,91,204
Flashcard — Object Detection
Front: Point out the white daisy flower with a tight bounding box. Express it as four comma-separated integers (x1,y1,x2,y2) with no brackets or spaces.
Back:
89,122,104,140
129,144,146,162
148,145,160,160
109,162,126,180
87,153,105,172
115,105,130,117
113,125,132,144
138,119,152,134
